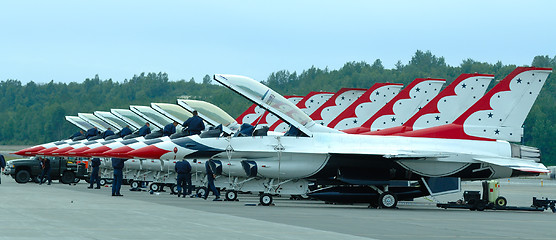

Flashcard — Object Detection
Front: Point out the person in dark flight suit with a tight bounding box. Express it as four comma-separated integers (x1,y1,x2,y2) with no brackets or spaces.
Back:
86,127,99,139
138,123,151,137
163,121,179,137
102,128,115,139
0,154,5,184
111,158,127,196
182,111,205,136
203,160,221,201
88,158,102,189
174,160,192,198
70,130,84,139
39,157,52,185
119,125,132,138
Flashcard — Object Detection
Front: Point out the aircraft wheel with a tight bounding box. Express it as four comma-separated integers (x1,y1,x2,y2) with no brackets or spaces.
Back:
495,196,507,207
260,194,273,206
225,190,238,201
15,170,30,184
476,201,486,211
468,199,477,211
60,171,76,184
196,187,207,198
379,192,397,208
99,179,107,186
149,183,160,192
130,180,141,189
170,184,178,194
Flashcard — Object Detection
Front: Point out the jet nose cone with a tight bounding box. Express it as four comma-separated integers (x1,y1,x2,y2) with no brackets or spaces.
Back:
14,146,46,156
103,146,135,158
127,145,171,159
82,146,111,157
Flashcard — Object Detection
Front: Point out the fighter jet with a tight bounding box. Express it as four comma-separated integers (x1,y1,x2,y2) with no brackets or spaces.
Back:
128,67,550,207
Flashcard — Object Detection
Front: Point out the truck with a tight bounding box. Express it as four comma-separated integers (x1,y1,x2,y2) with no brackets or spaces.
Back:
2,156,87,184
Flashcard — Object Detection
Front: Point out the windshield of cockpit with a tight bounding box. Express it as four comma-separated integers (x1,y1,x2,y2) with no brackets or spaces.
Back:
80,113,111,130
232,76,312,126
67,116,94,130
153,103,192,122
112,109,147,128
132,106,173,127
95,112,128,129
182,100,236,126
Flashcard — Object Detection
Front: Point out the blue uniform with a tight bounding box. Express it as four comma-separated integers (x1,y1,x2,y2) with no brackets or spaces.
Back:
163,123,177,137
89,158,101,189
175,160,192,196
39,158,51,185
285,125,301,137
0,154,5,169
111,158,127,196
102,129,115,138
182,116,205,136
203,161,220,200
86,128,99,139
70,131,83,139
0,154,5,184
119,127,132,137
138,124,151,136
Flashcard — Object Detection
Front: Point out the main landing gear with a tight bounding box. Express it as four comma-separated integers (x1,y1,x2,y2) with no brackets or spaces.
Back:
259,193,273,206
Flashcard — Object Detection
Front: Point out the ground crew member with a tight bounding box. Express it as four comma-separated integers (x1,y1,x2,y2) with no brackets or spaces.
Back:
111,158,127,196
39,157,51,185
182,110,205,136
70,130,84,139
138,122,151,137
163,121,179,137
86,127,99,139
119,125,132,138
88,158,101,189
203,160,221,201
0,154,5,184
175,159,192,198
102,127,115,139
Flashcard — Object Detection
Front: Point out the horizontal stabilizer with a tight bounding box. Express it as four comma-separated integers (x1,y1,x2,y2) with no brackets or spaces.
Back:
474,157,549,173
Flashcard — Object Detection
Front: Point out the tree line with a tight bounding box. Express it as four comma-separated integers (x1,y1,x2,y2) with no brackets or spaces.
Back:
1,51,554,165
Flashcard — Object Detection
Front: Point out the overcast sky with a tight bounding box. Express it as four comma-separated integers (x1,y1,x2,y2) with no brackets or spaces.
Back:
1,0,554,84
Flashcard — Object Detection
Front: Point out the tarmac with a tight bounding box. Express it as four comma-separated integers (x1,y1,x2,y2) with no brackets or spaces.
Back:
0,175,555,240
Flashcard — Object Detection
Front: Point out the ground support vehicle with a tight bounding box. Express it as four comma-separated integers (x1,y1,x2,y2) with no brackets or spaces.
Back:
437,180,556,212
3,157,87,184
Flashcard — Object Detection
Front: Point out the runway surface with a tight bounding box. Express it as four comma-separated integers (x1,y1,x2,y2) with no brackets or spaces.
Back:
0,175,555,240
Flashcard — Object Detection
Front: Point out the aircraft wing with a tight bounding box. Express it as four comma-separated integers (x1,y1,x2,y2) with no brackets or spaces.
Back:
384,151,548,173
383,151,450,159
473,157,549,173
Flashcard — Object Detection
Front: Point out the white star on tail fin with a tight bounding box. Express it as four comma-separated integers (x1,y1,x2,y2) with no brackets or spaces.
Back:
365,78,446,131
400,67,552,141
329,83,403,130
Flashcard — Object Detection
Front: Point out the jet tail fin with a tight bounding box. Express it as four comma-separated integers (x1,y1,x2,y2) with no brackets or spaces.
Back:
361,78,446,131
400,67,552,141
366,73,493,135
